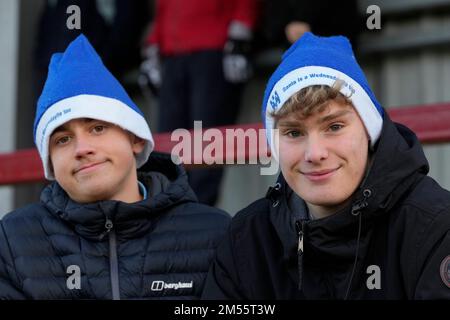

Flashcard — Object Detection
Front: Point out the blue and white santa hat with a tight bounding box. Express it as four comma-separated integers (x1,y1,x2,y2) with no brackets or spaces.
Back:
262,32,384,157
34,34,154,180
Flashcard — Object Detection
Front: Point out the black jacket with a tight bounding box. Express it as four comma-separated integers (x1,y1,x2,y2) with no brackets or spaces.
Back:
0,152,230,299
202,115,450,299
258,0,361,49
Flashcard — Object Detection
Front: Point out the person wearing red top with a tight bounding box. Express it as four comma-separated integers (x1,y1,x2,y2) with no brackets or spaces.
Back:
140,0,259,206
148,0,257,55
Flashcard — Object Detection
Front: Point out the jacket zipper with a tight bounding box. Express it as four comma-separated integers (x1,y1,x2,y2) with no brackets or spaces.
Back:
105,218,121,300
295,220,306,291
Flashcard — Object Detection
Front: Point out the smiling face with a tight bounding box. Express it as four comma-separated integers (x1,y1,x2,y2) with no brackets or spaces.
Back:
276,100,370,218
49,118,145,203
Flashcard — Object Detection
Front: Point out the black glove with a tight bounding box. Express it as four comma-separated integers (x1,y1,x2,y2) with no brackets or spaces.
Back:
138,45,162,97
223,21,253,83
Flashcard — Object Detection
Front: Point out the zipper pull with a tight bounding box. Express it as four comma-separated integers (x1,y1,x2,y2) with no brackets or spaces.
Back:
105,219,113,232
351,189,372,216
295,220,305,291
296,220,304,253
98,218,114,241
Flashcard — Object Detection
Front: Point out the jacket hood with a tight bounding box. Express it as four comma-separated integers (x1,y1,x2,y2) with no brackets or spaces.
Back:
359,115,429,216
41,152,197,241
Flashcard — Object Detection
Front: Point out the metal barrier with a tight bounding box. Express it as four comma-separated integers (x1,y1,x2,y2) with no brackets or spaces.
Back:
1,102,450,186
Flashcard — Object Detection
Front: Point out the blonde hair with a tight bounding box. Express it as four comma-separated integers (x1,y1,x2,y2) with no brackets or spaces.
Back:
270,80,353,123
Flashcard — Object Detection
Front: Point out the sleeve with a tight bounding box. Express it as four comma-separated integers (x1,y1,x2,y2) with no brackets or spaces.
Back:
230,0,259,30
287,0,314,24
414,229,450,299
0,222,27,299
145,0,163,46
201,226,245,300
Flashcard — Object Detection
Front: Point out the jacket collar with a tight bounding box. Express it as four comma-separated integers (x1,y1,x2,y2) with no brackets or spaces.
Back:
41,152,197,241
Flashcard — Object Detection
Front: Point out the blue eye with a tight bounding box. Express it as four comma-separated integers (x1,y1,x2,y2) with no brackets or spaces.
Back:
329,124,344,132
287,130,302,138
56,136,71,145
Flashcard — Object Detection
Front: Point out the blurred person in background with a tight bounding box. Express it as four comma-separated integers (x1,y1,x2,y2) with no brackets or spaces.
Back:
34,0,151,102
139,0,260,206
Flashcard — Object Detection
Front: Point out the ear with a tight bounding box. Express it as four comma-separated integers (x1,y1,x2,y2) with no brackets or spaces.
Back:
131,135,146,155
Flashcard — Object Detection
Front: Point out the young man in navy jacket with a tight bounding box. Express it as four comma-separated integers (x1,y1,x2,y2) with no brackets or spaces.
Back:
0,35,230,299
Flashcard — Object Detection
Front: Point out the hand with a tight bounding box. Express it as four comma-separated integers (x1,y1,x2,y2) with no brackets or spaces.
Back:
223,39,253,83
223,21,253,84
138,45,162,97
285,21,311,43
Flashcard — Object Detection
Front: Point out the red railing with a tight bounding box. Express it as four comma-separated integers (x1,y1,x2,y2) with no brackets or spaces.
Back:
1,103,450,185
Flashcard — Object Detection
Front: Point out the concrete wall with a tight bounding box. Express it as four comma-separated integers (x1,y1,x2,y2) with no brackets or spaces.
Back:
0,0,19,217
359,0,450,190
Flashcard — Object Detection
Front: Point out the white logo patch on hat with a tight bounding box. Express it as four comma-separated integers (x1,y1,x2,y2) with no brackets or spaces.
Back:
265,66,383,153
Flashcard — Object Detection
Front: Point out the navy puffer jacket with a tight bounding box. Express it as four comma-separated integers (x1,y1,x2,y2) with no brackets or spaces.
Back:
0,152,230,299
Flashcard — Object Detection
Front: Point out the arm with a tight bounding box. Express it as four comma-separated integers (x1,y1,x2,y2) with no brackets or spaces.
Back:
222,0,259,83
201,228,245,300
287,0,314,25
414,230,450,299
139,0,163,96
230,0,259,30
0,222,27,299
145,0,163,46
283,0,314,43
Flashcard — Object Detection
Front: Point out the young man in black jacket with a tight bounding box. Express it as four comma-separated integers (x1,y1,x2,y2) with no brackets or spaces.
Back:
202,32,450,299
0,34,230,299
